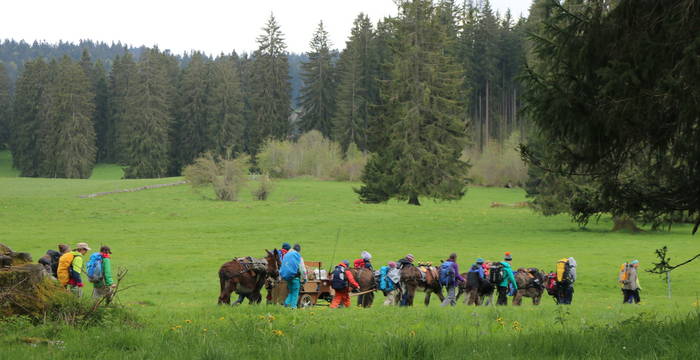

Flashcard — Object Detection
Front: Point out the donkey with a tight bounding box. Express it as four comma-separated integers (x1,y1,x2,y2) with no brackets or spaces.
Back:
512,268,546,306
399,265,444,306
217,249,280,305
347,267,377,308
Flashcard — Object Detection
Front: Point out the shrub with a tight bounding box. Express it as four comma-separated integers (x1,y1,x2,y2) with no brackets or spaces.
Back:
183,154,249,201
252,173,273,201
464,132,528,187
257,131,367,181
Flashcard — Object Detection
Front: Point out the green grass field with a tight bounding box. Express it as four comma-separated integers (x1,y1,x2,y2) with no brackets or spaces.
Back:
1,151,699,359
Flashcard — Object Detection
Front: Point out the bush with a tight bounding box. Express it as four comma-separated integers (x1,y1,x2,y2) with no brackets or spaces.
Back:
183,154,249,201
257,131,367,181
252,173,273,201
465,132,528,187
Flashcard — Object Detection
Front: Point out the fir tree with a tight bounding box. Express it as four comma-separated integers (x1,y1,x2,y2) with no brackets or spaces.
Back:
208,54,244,158
110,51,137,163
37,56,96,178
173,52,210,170
356,0,470,205
333,13,378,153
247,14,292,155
92,60,110,161
121,48,172,178
0,63,11,150
299,21,336,138
10,59,50,176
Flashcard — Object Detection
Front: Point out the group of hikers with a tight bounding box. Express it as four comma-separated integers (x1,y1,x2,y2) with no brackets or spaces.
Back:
37,242,115,300
275,243,644,308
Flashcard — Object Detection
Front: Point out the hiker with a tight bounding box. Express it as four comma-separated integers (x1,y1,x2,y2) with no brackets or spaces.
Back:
277,243,291,260
38,244,67,278
467,258,486,306
621,260,641,304
440,253,465,307
397,254,415,269
330,260,360,308
380,261,401,306
88,246,116,301
279,244,307,308
57,243,90,297
353,251,374,271
496,252,517,306
556,257,576,304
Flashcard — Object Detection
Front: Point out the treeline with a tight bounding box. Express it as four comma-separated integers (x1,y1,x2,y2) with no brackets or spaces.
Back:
0,0,528,181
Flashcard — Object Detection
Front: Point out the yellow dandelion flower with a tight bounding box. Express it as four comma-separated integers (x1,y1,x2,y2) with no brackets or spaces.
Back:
268,315,276,322
203,328,208,332
171,327,177,331
692,301,699,308
185,320,192,324
409,330,416,337
175,325,182,329
258,315,266,320
272,329,284,336
219,317,225,320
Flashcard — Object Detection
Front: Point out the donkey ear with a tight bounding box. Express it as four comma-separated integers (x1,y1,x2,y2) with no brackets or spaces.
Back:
265,249,271,256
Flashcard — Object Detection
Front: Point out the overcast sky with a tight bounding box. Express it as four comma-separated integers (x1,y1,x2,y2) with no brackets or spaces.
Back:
5,0,531,55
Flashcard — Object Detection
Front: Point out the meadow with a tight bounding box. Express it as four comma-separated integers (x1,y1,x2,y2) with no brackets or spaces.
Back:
1,151,699,359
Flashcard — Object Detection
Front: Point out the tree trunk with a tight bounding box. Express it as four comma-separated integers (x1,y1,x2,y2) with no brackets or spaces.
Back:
408,195,421,206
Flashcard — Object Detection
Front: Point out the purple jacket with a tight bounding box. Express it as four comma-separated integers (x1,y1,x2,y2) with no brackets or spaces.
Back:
449,261,465,283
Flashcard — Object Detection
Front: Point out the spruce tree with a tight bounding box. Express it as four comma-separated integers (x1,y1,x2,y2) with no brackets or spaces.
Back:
173,52,210,170
38,56,96,178
92,61,110,162
110,51,138,163
208,54,244,158
0,63,11,150
10,59,50,176
121,48,172,178
333,14,378,153
299,21,336,138
356,0,470,205
248,14,292,155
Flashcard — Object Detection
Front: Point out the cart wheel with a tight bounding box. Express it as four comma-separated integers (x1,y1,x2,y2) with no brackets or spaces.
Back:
299,294,315,308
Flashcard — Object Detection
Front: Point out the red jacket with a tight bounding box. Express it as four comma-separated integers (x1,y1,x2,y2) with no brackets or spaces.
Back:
338,263,360,289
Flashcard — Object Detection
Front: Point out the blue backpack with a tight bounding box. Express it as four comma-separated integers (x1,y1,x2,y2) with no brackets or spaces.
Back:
86,253,104,283
439,261,455,286
378,266,395,291
279,251,301,280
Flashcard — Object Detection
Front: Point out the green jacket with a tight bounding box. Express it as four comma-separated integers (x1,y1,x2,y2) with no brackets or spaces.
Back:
499,261,518,290
70,251,84,274
95,255,114,287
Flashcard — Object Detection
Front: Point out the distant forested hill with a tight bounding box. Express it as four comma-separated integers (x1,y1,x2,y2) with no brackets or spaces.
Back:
0,39,306,106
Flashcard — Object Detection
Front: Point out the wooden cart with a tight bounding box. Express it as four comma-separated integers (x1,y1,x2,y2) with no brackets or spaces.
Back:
269,261,334,307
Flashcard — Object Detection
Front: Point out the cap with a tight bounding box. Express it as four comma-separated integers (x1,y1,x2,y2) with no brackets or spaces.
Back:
476,258,484,264
388,261,397,268
504,252,512,261
282,242,291,250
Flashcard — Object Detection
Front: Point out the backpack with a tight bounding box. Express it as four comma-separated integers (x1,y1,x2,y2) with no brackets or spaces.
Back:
545,272,558,296
57,252,76,286
378,266,392,291
354,259,365,269
86,253,104,283
618,263,630,285
439,261,455,286
279,251,301,280
556,258,571,283
489,263,504,284
331,266,348,290
467,268,481,287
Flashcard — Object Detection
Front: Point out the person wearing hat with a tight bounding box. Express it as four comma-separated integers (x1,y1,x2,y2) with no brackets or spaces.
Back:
622,260,642,304
466,258,487,306
91,246,116,301
277,243,291,260
497,252,517,306
441,253,466,307
330,260,360,308
58,242,90,297
280,243,307,308
397,254,415,269
381,261,401,306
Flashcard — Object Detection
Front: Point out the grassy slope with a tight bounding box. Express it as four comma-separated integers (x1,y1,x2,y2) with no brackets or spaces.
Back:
1,151,699,359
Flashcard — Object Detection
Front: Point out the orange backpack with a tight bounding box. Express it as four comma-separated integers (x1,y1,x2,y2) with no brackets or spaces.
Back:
56,252,75,286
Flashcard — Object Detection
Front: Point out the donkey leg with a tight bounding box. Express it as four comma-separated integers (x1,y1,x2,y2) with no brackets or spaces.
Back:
424,289,431,306
220,280,233,305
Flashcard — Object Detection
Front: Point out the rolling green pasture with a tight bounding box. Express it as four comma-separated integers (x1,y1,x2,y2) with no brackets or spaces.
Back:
1,151,699,359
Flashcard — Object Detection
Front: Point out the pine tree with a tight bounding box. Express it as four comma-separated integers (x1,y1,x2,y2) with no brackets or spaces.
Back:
365,18,395,153
37,56,96,178
208,54,244,158
356,0,470,206
173,52,210,170
92,60,110,161
0,63,11,150
121,48,172,178
110,51,137,163
247,14,292,155
10,59,50,176
299,21,336,138
333,13,377,153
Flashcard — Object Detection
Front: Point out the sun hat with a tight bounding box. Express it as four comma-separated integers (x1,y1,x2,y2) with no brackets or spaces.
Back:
76,242,91,251
406,254,415,262
504,252,513,261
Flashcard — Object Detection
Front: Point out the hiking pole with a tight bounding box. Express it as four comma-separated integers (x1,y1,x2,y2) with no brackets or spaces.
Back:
329,228,341,272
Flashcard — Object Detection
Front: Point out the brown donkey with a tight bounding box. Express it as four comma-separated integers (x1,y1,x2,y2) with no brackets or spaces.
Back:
348,267,377,307
217,249,280,305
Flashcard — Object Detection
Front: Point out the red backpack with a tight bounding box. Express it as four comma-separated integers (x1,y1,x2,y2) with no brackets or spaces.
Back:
353,259,365,268
545,272,558,296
